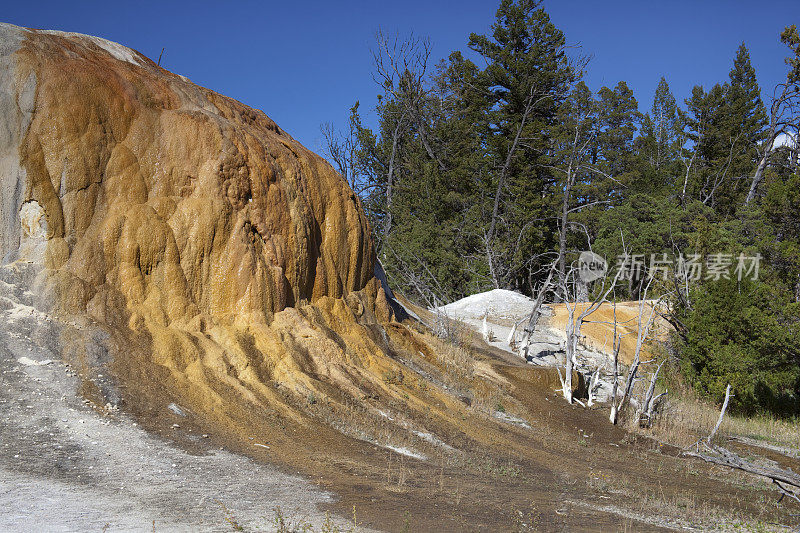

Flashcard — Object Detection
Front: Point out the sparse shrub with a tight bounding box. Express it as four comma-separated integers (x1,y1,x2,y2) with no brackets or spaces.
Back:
431,310,470,347
382,369,404,385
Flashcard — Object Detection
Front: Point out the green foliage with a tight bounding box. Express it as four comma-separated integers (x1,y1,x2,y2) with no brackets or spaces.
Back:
678,43,766,215
678,277,800,416
640,77,681,170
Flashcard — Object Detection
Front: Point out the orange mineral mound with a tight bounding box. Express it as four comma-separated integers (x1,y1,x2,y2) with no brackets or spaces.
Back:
546,301,671,364
0,22,423,428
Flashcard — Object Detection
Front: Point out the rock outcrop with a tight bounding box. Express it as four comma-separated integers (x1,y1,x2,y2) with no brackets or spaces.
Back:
0,22,405,428
1,23,372,322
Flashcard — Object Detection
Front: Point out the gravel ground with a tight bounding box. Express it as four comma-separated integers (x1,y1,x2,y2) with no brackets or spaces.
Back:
0,263,345,532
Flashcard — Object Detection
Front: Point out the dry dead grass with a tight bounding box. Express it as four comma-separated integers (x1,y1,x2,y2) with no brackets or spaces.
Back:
583,467,782,532
645,392,800,452
419,328,476,387
628,487,782,532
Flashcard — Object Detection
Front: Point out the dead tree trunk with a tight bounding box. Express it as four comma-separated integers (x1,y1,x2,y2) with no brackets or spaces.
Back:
558,260,625,404
587,368,601,407
560,301,578,403
638,358,667,427
557,129,580,299
384,114,405,248
745,147,771,205
485,90,541,287
745,81,800,204
610,278,659,424
521,262,557,359
708,383,731,444
607,309,623,424
682,384,800,504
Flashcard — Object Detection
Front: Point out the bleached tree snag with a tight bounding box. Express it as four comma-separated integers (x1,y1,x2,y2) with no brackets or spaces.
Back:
745,80,799,204
612,278,661,423
558,257,626,404
639,358,668,427
522,261,557,359
372,30,445,173
482,312,491,342
506,321,518,345
608,302,624,424
745,23,800,206
383,112,407,247
558,299,577,403
708,384,732,444
587,368,601,407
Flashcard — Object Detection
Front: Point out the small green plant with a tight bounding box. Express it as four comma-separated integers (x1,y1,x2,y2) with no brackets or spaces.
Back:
216,500,245,531
382,369,404,385
400,510,412,533
272,506,311,532
270,506,358,533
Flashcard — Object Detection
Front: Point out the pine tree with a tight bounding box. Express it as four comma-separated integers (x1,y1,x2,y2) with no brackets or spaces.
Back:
467,0,576,290
643,77,680,170
679,45,768,213
682,83,730,207
595,81,641,187
724,44,767,205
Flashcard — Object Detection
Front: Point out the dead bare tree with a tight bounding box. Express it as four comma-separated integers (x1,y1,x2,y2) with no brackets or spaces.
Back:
679,146,696,207
372,30,444,173
708,384,732,444
608,275,663,425
384,244,447,310
320,119,359,191
557,256,626,404
686,444,800,505
608,301,625,423
745,79,800,204
586,367,602,407
700,135,740,208
554,124,597,300
484,86,558,288
517,260,558,359
383,111,407,244
638,357,668,428
745,26,800,204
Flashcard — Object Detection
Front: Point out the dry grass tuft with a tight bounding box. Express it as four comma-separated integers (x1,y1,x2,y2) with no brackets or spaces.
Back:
633,371,799,452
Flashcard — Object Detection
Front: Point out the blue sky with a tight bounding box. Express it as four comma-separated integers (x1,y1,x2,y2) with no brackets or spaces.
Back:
3,1,797,153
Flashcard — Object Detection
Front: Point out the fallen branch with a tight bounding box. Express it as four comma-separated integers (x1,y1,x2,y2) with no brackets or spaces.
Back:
682,443,800,495
681,383,800,507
